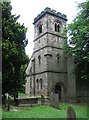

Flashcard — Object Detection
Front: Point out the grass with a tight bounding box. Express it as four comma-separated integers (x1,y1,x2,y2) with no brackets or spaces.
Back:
0,108,2,120
2,103,89,119
18,92,26,97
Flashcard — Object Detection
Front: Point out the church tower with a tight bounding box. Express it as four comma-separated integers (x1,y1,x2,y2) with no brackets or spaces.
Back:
26,7,76,102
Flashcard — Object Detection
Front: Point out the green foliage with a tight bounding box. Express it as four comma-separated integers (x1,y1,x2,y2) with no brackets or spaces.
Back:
1,2,29,97
64,0,89,81
60,26,67,37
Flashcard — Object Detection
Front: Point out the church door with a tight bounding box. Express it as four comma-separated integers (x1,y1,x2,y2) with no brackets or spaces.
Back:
55,84,61,100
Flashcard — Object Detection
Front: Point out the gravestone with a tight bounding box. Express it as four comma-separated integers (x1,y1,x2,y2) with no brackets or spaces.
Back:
66,105,76,120
5,93,10,111
50,92,59,109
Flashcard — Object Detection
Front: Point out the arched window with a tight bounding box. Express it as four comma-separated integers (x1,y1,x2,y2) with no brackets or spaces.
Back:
55,23,57,31
36,79,39,89
38,55,41,65
57,54,60,63
40,78,43,89
54,23,60,32
38,24,42,34
58,24,60,32
37,21,43,34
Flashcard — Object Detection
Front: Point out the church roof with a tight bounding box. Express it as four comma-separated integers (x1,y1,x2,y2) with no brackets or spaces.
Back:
33,7,67,24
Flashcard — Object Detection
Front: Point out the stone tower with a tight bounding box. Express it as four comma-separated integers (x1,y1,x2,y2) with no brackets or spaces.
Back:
26,7,76,102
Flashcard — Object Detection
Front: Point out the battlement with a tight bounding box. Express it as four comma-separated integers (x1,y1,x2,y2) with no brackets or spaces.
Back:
33,7,67,24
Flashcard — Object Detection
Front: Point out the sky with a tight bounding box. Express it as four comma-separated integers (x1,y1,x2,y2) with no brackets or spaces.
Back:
11,0,85,58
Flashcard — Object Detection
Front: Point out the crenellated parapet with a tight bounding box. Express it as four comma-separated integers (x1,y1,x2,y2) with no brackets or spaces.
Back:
33,7,67,24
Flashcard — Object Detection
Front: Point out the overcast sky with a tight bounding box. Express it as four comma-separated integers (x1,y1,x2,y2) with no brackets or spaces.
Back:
11,0,85,58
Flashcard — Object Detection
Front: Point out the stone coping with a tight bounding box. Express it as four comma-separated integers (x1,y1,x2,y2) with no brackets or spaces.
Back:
17,96,49,100
33,7,67,24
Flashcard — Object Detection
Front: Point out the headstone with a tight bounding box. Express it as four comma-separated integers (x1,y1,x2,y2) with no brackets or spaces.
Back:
53,94,59,109
66,105,76,120
50,92,59,109
5,93,10,111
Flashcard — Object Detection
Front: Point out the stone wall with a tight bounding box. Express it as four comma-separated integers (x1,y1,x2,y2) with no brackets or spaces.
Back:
25,8,69,101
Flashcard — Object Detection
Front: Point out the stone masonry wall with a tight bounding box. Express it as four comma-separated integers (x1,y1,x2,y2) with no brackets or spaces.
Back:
26,8,68,101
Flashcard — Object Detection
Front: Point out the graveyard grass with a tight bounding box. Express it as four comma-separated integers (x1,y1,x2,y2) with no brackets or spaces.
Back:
2,103,89,119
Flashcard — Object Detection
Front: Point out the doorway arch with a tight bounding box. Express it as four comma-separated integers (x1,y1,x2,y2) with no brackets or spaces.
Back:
55,82,64,100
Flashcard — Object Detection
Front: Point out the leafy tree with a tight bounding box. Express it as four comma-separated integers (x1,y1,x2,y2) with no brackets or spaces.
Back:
1,2,29,98
65,1,89,81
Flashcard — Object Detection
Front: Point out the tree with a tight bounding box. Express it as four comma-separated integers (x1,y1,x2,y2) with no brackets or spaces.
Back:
65,0,89,81
1,2,29,98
